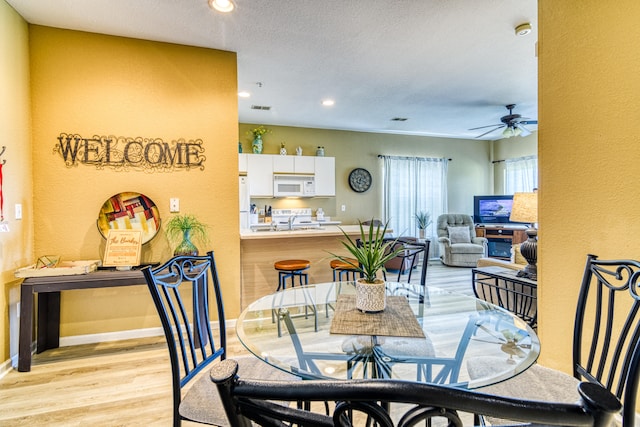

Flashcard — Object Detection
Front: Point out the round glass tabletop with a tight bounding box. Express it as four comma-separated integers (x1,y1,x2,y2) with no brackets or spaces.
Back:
236,282,540,389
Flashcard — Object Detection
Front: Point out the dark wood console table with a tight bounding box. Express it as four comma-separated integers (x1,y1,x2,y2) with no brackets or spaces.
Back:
18,269,148,372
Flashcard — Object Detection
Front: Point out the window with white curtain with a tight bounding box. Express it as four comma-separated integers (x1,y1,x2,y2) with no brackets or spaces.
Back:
381,156,448,258
505,155,538,194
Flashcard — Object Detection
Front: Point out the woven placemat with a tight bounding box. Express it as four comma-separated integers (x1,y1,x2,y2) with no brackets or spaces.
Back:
329,295,425,338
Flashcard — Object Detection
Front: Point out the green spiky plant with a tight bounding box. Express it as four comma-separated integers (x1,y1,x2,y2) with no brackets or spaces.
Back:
328,220,403,283
415,211,432,230
164,214,209,256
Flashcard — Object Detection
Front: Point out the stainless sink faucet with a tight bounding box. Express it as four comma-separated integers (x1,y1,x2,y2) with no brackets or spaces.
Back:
287,215,298,230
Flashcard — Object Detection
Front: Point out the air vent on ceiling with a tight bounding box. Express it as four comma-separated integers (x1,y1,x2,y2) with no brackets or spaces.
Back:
391,117,408,121
251,105,272,111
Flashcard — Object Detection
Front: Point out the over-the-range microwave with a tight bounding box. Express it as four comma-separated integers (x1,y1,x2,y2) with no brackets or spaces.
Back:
273,174,315,197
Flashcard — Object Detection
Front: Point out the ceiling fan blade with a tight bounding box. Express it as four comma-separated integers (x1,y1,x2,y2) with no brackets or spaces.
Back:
519,120,537,125
468,123,503,131
515,123,532,137
475,125,505,138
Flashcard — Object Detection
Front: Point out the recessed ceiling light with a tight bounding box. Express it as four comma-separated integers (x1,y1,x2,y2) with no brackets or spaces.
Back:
238,91,250,98
515,23,532,36
208,0,235,13
322,99,335,106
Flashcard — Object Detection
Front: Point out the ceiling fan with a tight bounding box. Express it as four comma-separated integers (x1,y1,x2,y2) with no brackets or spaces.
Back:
469,104,538,139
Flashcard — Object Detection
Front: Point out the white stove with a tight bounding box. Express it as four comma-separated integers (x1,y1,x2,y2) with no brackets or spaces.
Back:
271,208,316,229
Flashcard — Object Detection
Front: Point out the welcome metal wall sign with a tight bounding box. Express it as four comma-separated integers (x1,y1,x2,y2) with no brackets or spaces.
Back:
54,133,206,171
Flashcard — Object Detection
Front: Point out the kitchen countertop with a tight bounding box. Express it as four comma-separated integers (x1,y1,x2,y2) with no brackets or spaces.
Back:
240,224,367,240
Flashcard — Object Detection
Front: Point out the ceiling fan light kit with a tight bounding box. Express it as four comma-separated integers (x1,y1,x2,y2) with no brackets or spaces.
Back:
469,104,537,139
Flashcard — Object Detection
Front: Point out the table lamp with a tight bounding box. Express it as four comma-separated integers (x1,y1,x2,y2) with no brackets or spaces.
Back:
509,191,538,280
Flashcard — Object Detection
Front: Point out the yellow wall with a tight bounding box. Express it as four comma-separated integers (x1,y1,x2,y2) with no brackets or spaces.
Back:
538,1,640,369
0,1,33,363
28,27,240,337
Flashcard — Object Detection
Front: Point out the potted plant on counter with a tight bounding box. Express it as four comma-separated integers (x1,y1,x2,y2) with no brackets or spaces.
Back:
164,214,209,256
415,211,432,239
328,220,403,312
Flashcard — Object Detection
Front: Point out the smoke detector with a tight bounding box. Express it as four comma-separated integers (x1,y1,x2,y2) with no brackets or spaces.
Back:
515,23,532,36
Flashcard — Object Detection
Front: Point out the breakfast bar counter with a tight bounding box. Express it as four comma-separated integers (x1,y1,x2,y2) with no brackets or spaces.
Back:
240,225,367,309
240,224,360,240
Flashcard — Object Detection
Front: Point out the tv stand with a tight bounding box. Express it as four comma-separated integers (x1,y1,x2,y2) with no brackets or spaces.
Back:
475,225,528,260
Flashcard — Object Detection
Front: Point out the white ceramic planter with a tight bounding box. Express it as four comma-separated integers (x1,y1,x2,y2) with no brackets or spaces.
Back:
355,278,386,313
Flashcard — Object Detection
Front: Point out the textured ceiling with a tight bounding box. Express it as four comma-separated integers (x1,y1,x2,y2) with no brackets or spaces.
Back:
6,0,538,140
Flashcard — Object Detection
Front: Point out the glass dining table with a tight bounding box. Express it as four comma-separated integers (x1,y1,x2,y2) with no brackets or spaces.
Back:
236,281,540,389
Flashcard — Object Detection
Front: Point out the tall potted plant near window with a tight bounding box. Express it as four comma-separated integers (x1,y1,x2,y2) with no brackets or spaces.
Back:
328,220,403,312
164,214,209,256
415,211,432,239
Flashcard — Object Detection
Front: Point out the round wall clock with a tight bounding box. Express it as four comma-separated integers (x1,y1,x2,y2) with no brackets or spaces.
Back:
348,168,372,193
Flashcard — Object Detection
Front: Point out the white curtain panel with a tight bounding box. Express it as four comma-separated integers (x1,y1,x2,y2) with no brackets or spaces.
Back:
382,156,448,259
505,155,538,194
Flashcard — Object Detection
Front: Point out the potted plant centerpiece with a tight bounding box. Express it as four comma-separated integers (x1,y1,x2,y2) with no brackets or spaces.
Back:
329,220,403,312
415,211,432,239
164,214,209,256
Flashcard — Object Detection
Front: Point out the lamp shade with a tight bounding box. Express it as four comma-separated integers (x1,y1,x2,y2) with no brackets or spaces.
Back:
510,192,537,224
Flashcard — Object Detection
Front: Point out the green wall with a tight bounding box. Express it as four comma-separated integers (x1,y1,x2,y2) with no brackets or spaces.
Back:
240,123,537,223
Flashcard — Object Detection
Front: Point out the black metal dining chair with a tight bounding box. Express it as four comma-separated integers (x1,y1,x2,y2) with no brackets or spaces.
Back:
143,251,298,427
472,271,537,329
354,237,430,302
469,254,640,426
210,357,621,427
382,237,430,303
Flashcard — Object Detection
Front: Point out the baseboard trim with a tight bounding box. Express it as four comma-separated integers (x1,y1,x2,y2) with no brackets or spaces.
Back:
1,319,237,378
0,358,14,379
59,318,236,347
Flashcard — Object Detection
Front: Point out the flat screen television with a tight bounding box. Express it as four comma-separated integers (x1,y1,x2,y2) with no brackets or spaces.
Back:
473,195,523,225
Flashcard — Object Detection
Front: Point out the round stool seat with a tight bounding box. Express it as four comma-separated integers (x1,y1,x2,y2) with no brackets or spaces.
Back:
274,259,310,271
330,258,358,270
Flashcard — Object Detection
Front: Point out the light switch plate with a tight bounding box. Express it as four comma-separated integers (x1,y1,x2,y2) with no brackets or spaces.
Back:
170,198,180,213
15,204,22,220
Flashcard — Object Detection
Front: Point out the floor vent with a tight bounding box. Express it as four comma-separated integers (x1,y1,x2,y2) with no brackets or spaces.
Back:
251,105,272,110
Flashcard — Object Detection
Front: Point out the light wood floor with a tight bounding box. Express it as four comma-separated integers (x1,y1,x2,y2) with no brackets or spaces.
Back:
0,262,473,426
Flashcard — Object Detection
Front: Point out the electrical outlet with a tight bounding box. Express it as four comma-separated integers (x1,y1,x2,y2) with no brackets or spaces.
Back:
170,198,180,212
15,204,22,220
341,204,346,212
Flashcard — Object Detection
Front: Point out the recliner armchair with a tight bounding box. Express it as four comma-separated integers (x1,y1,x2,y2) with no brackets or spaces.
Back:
437,214,486,267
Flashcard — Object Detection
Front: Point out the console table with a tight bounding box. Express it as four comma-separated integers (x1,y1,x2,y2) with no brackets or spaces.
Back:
18,269,148,372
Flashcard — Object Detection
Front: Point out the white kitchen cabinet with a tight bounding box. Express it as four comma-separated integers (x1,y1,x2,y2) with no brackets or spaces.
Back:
246,154,273,196
294,156,315,173
314,156,336,196
272,155,315,174
238,153,248,173
272,155,294,172
243,154,335,197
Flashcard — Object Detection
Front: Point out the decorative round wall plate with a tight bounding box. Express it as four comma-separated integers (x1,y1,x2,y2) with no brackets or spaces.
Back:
97,192,160,244
348,168,372,193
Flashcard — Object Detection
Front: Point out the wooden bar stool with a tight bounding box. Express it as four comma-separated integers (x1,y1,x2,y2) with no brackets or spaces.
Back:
329,258,361,282
326,258,361,317
272,259,314,337
274,259,311,291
